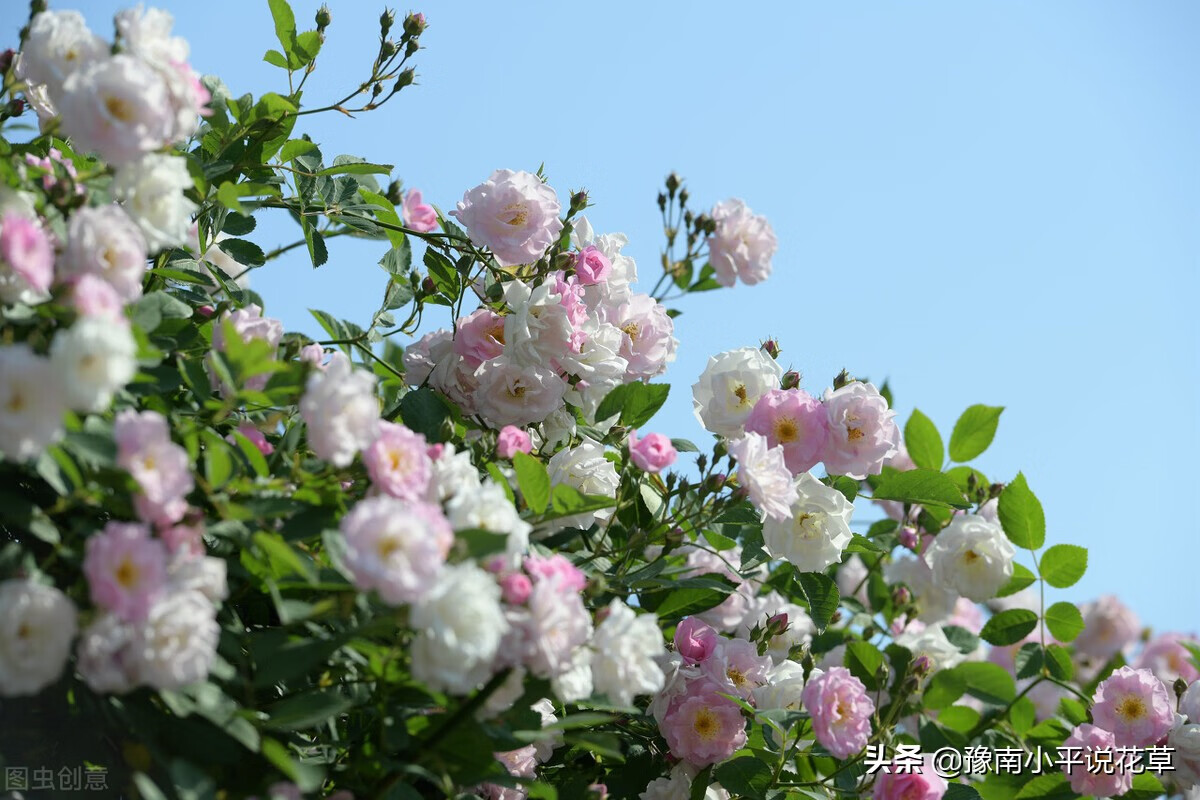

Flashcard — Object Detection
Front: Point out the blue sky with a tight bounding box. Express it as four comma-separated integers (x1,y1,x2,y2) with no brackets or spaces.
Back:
64,1,1200,631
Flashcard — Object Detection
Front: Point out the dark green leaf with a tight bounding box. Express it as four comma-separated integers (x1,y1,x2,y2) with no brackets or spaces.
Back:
944,785,983,800
317,161,393,177
979,608,1039,646
265,689,353,731
844,641,885,690
1044,644,1074,680
797,571,840,632
1012,773,1073,800
712,756,772,800
398,387,450,443
217,238,266,267
595,382,671,429
655,575,738,622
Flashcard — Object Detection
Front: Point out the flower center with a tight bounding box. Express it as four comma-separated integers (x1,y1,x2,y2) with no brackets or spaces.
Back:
692,707,720,740
114,558,140,589
508,384,527,399
847,426,864,441
732,384,748,405
377,536,401,559
104,94,136,123
727,667,748,687
488,322,506,345
17,622,31,639
501,204,529,227
963,549,980,565
1115,695,1147,723
621,321,640,340
773,417,799,443
5,389,25,413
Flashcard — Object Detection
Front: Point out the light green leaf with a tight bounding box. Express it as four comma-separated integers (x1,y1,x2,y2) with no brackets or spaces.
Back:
1044,601,1084,642
998,472,1045,550
1039,544,1087,588
904,408,944,470
513,451,550,514
872,468,969,509
948,404,1003,462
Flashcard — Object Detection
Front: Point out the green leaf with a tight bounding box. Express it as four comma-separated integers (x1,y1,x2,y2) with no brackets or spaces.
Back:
1120,772,1166,800
398,387,450,443
260,737,324,792
267,0,297,57
1044,644,1074,681
948,404,1003,462
1015,643,1044,679
547,484,616,518
317,161,393,177
655,575,738,622
130,291,193,333
689,766,715,800
1039,544,1087,588
263,48,289,69
230,430,270,478
944,785,983,800
956,661,1017,705
871,468,969,509
797,571,840,632
595,382,670,429
265,689,353,731
217,238,266,267
712,756,772,800
996,562,1037,598
844,641,885,690
997,472,1045,550
1013,773,1073,800
202,432,234,488
279,139,317,162
513,452,550,514
671,438,700,453
1043,601,1084,642
1058,696,1089,726
979,608,1039,646
378,240,412,276
904,408,944,470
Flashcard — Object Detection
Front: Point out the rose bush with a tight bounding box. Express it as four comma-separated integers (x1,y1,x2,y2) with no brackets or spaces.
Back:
0,3,1196,799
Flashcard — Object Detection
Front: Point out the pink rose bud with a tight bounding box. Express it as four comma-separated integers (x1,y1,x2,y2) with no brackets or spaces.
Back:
426,443,444,460
496,425,533,459
227,422,274,455
781,369,802,391
892,586,912,606
573,245,612,286
402,189,438,233
628,430,677,473
499,572,532,605
766,612,790,638
587,784,608,800
674,616,718,664
912,655,933,676
299,343,326,368
898,525,919,550
197,304,215,318
762,339,781,359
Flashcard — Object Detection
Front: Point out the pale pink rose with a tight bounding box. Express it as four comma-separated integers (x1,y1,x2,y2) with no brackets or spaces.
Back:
1135,633,1200,686
210,304,284,394
574,245,611,285
227,423,273,455
363,422,431,501
707,198,777,287
450,169,564,268
299,343,327,368
339,497,453,605
744,388,828,475
1091,666,1175,747
511,579,592,678
84,521,168,622
70,274,128,323
610,293,678,380
454,307,506,365
820,382,899,479
402,328,450,386
727,432,798,522
0,212,54,304
61,204,148,300
300,352,381,468
58,55,174,165
17,10,108,102
496,425,532,459
478,744,538,800
402,189,438,233
500,572,533,605
628,430,677,473
661,679,748,766
802,667,875,759
473,357,567,428
872,756,948,800
551,270,589,329
160,521,204,558
1075,595,1141,662
674,617,718,665
700,637,772,699
524,554,587,594
1060,724,1134,798
114,409,194,527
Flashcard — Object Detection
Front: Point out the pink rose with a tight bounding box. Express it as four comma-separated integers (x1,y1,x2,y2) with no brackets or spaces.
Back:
454,307,506,366
363,422,431,502
1135,633,1200,686
227,422,273,456
70,274,128,324
0,212,54,304
660,679,748,766
1060,724,1134,798
820,382,899,479
499,572,533,605
706,198,777,287
674,617,718,665
802,667,875,759
523,554,587,594
628,430,677,473
115,409,194,527
573,245,611,285
872,756,948,800
1091,666,1175,747
744,388,829,475
299,343,327,369
339,497,452,605
83,521,168,622
402,189,438,233
496,425,532,459
450,169,563,268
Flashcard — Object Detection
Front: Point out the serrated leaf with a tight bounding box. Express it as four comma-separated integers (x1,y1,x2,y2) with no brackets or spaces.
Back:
844,641,885,690
797,571,840,632
998,472,1045,550
979,608,1039,646
595,382,670,429
217,238,266,267
996,562,1037,598
948,404,1003,462
712,756,772,799
905,408,944,470
872,468,969,509
1039,544,1087,589
1044,601,1084,642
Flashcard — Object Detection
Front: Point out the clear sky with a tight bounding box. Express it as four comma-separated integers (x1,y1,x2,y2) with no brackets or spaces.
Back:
62,1,1200,632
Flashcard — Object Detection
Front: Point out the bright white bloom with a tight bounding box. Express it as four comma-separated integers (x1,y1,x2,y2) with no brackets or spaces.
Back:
167,556,228,604
111,154,199,252
894,622,966,672
50,318,137,412
0,580,77,697
538,407,579,451
473,356,567,428
640,763,728,800
446,479,532,566
340,497,452,606
546,438,620,528
127,591,219,690
753,659,807,712
115,6,190,66
727,432,797,522
692,346,783,437
550,646,594,703
707,199,777,287
1169,715,1200,789
59,55,173,165
450,169,563,268
76,613,138,694
62,204,148,300
925,514,1015,602
426,442,483,503
300,352,380,467
515,581,593,679
0,344,65,461
590,600,666,707
883,555,959,623
16,10,107,102
763,473,854,571
410,562,507,694
610,293,678,380
503,279,574,367
557,320,628,389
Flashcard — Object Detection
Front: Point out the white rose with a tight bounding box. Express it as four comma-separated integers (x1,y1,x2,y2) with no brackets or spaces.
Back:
590,600,666,707
537,407,578,452
883,554,959,623
1182,680,1200,724
0,579,77,697
763,473,854,571
50,317,137,413
692,346,782,437
473,356,567,429
425,443,482,503
76,613,138,694
62,204,148,300
515,583,592,679
16,10,107,102
894,622,966,672
167,555,229,604
546,438,620,528
111,153,199,252
550,646,594,704
925,514,1015,602
503,279,574,368
753,659,807,712
1169,715,1200,788
299,352,380,468
128,591,219,690
446,479,532,567
410,562,507,695
115,7,190,67
59,55,174,166
0,344,66,461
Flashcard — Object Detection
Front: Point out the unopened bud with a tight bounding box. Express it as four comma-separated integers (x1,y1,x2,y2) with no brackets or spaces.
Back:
695,454,707,472
762,339,781,359
765,612,789,639
829,610,843,626
704,473,727,494
586,783,609,800
781,370,801,391
196,304,215,319
403,12,426,38
396,67,415,88
731,486,749,503
665,172,681,197
656,192,667,212
380,39,398,59
6,98,24,118
833,368,853,390
372,82,384,97
405,38,419,57
569,189,589,216
551,252,574,271
380,9,396,32
385,180,404,205
678,187,689,206
713,441,727,460
664,526,684,550
892,586,912,606
912,654,933,677
898,525,919,550
0,49,14,75
1176,677,1190,700
315,5,332,29
421,276,436,295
